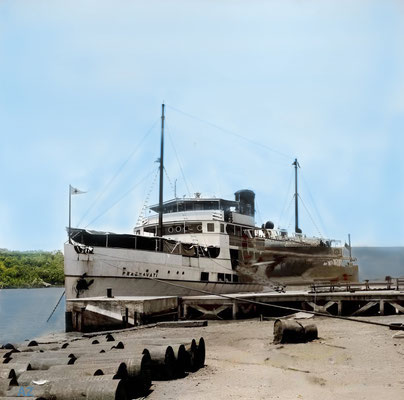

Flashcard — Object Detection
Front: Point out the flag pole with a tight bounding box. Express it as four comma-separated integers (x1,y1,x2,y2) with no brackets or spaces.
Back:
68,184,72,244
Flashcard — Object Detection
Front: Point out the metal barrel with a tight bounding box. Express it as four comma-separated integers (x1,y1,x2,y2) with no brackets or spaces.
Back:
5,351,75,361
117,338,200,371
105,334,115,342
17,368,110,386
134,340,198,372
183,339,198,372
174,344,188,377
55,361,129,380
2,350,19,360
18,344,126,359
7,375,129,400
75,354,152,393
0,367,17,380
125,353,152,394
303,324,318,342
117,337,197,346
16,343,64,353
0,397,46,400
273,319,308,344
48,363,127,378
70,358,152,396
0,350,14,359
145,346,176,380
0,362,32,378
63,341,125,352
118,341,188,379
29,355,76,370
1,344,17,351
1,378,18,397
73,350,147,364
2,354,31,364
196,337,206,369
0,377,11,396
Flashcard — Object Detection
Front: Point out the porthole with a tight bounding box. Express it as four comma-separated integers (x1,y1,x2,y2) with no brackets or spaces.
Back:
168,227,174,233
175,226,182,233
156,270,159,273
182,272,184,275
176,271,179,274
146,269,149,273
168,271,170,274
197,225,202,232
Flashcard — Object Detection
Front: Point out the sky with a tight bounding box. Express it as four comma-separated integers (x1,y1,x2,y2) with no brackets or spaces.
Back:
0,0,403,251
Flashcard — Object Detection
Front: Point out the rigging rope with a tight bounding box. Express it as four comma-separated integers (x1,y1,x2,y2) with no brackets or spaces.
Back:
300,172,328,238
255,199,264,227
278,168,294,226
77,118,159,227
165,123,193,197
298,194,323,238
84,167,158,229
135,168,160,227
282,195,295,230
163,167,176,198
46,290,65,323
166,104,291,162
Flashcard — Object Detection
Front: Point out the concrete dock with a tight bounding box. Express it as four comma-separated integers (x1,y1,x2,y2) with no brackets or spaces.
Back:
66,279,404,332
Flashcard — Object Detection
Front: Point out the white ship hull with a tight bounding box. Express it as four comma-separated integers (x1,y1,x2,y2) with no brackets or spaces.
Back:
64,242,262,300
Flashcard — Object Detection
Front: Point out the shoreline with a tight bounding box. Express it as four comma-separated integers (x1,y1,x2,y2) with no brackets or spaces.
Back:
0,284,64,290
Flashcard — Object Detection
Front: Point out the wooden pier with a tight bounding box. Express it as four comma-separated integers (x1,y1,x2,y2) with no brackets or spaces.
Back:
180,289,404,320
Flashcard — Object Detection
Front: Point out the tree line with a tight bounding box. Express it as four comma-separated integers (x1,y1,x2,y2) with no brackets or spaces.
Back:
0,249,64,288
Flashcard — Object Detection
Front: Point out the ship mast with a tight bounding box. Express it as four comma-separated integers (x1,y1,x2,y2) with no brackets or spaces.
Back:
158,103,165,251
293,158,302,234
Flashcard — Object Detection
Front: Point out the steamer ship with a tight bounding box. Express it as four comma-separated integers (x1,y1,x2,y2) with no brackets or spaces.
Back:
64,105,358,301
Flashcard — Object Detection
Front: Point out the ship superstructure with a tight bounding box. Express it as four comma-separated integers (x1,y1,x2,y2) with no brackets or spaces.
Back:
64,104,358,301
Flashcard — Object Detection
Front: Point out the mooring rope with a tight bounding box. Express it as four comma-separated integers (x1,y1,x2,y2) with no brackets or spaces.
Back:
46,290,65,323
144,276,397,329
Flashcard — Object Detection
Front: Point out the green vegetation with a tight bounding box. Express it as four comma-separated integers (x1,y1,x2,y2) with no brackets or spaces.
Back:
0,249,64,288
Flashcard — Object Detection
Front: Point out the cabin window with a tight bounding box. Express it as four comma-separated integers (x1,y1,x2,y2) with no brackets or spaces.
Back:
220,224,224,233
233,274,239,283
200,272,209,281
225,274,232,282
218,273,225,282
207,223,215,232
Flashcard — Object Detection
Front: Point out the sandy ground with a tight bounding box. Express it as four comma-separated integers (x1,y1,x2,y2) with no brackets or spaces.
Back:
36,315,404,399
122,315,404,400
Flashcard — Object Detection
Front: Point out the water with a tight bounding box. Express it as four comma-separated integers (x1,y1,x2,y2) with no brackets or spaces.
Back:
0,287,65,345
353,247,404,281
